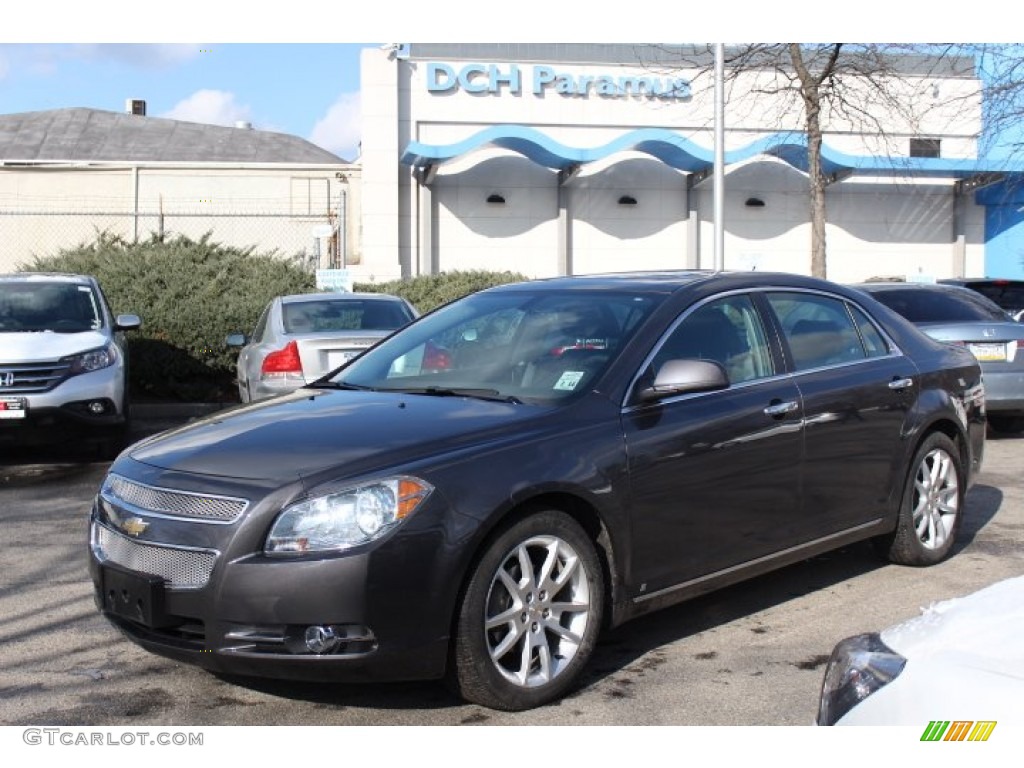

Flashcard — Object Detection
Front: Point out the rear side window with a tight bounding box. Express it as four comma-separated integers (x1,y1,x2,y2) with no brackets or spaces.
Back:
849,305,890,358
767,293,867,371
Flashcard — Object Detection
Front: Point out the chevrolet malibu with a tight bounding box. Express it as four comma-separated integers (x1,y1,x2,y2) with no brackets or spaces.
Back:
89,271,985,711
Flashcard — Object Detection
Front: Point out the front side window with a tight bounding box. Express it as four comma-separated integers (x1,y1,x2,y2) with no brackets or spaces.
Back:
651,294,775,384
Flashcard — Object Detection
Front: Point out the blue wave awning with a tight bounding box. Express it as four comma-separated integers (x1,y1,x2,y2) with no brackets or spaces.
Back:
401,125,1017,180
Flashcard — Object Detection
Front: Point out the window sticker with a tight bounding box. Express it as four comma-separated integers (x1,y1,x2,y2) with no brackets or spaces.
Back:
554,371,585,391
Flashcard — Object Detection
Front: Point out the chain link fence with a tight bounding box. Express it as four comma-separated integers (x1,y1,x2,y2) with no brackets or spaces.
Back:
0,210,345,273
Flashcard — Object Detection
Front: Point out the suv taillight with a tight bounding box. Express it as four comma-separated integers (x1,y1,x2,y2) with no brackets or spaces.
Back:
261,341,303,378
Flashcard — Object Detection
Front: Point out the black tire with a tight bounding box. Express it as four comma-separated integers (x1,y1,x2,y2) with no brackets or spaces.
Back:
988,414,1024,435
451,510,604,711
879,432,964,566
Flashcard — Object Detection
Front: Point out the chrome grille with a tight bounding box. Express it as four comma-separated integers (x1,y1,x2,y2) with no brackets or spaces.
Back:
104,474,248,523
93,524,216,588
0,361,71,394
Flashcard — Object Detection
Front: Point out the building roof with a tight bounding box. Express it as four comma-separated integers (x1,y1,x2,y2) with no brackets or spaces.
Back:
0,108,345,164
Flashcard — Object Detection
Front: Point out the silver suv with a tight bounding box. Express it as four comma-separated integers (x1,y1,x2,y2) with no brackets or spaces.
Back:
0,273,141,453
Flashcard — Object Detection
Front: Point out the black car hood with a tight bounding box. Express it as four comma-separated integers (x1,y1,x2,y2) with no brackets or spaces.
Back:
127,388,552,482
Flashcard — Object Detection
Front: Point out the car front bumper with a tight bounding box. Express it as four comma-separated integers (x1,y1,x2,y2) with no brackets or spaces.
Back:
0,365,128,442
87,492,458,683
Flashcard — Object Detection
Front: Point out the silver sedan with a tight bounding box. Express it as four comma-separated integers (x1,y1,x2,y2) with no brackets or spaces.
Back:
227,292,418,403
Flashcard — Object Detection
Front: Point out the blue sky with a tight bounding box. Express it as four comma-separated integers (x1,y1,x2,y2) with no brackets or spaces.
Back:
0,43,376,161
1,4,1016,165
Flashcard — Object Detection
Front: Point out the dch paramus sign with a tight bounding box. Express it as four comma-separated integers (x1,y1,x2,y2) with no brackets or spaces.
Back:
426,62,691,100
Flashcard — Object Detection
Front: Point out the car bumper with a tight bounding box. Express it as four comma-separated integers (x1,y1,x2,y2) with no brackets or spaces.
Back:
87,503,456,683
0,366,127,441
980,367,1024,413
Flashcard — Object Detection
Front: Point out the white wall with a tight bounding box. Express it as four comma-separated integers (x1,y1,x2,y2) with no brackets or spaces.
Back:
358,47,989,282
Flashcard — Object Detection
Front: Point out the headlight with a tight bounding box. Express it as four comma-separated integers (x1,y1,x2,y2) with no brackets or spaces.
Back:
62,343,118,374
265,476,433,554
817,633,907,725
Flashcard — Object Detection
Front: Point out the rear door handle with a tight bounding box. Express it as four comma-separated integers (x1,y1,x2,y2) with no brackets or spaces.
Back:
764,401,799,417
888,377,914,391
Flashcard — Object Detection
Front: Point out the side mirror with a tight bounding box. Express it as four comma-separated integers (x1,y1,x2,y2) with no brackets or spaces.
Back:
226,333,248,347
637,359,729,403
114,314,142,331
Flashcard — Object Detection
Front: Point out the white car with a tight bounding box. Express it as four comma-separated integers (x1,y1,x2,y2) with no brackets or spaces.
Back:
226,292,418,403
817,575,1024,727
0,272,141,454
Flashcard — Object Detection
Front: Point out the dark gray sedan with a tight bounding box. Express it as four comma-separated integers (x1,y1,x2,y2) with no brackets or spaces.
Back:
227,292,418,402
91,271,985,711
854,282,1024,434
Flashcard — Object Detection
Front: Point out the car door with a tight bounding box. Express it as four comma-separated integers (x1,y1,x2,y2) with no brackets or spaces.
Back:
762,290,915,534
622,292,804,598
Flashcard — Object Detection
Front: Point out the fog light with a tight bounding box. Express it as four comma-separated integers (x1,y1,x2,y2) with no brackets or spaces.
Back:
304,625,341,654
88,400,108,415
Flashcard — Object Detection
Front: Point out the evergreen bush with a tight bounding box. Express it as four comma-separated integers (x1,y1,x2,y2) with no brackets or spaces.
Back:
23,232,315,402
23,234,530,402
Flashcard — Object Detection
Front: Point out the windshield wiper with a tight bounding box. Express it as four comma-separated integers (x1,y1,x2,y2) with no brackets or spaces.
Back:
380,386,522,404
307,381,378,391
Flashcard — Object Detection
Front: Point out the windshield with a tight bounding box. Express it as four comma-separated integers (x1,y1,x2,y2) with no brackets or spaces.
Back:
333,289,662,403
0,281,103,332
868,288,1010,323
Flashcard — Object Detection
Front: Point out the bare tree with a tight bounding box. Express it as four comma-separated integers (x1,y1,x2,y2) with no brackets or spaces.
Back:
642,44,982,278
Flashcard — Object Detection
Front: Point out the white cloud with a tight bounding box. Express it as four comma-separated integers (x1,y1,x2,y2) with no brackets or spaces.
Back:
73,44,201,68
309,92,361,160
160,89,253,127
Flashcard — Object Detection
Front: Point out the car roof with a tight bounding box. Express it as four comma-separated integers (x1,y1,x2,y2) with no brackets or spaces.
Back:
481,270,861,296
0,272,96,285
940,277,1024,286
853,281,975,295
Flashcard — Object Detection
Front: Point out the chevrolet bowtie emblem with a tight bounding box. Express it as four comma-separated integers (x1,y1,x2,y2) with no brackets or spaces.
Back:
120,517,150,537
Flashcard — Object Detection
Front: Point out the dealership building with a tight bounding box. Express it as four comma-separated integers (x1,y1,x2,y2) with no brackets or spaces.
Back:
357,43,1024,284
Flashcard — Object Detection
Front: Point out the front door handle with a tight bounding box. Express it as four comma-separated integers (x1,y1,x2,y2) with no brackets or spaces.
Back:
764,400,799,417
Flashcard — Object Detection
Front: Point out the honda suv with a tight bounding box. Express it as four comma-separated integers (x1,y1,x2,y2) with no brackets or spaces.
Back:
0,273,141,454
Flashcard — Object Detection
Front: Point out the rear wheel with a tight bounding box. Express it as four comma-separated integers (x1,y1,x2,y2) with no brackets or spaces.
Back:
879,432,963,566
451,510,604,711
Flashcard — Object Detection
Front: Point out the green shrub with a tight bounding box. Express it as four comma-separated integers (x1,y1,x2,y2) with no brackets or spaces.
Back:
356,270,528,313
23,235,530,402
23,232,315,402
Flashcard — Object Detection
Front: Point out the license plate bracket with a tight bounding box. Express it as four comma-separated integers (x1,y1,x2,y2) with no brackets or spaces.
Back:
99,563,172,628
968,342,1007,362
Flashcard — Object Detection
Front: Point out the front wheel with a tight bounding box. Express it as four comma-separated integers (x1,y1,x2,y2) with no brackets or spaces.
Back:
451,510,604,711
879,432,964,566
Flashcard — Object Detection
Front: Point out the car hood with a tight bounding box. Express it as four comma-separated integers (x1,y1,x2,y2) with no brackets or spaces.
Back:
881,575,1024,680
0,330,109,360
127,387,554,482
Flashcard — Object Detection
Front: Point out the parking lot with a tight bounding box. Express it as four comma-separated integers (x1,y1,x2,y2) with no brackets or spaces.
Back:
1,427,1022,727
